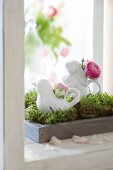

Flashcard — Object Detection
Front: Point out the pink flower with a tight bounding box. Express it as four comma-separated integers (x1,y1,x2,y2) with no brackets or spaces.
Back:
38,47,49,57
46,6,58,18
54,83,68,91
60,47,69,57
85,61,101,79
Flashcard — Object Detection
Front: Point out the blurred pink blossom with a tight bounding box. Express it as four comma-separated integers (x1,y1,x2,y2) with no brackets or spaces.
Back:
38,47,49,57
37,0,44,4
85,60,101,79
48,72,58,83
46,6,58,18
60,47,69,57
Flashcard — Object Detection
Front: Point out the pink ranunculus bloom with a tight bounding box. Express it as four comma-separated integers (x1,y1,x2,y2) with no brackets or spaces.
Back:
46,6,58,18
84,61,101,79
60,47,69,57
54,83,68,91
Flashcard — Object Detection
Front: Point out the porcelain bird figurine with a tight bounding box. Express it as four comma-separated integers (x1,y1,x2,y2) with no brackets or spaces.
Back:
36,79,80,112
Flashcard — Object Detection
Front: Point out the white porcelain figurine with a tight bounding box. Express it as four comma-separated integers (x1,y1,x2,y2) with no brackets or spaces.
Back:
36,79,80,112
63,60,102,96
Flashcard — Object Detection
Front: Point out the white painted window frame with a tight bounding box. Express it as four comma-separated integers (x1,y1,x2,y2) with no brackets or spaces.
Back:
0,0,4,169
0,0,106,170
0,0,24,169
93,0,104,90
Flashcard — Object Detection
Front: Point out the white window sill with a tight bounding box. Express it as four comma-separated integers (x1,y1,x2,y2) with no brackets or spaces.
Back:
24,132,113,170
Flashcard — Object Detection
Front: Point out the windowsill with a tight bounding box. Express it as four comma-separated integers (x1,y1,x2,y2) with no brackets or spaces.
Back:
24,132,113,170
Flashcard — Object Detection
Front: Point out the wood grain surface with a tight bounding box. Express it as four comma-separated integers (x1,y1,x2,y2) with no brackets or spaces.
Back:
25,116,113,143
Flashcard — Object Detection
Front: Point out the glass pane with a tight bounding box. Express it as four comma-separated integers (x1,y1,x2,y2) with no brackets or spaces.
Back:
24,0,94,92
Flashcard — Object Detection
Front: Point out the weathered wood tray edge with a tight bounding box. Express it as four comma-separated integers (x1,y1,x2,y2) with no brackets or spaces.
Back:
25,116,113,143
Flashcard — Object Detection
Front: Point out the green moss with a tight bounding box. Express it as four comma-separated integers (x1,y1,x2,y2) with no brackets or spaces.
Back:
25,105,77,124
25,90,37,108
76,93,113,119
25,91,113,124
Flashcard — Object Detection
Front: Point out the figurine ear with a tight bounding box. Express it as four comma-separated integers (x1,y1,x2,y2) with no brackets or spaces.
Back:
65,62,69,69
77,65,88,87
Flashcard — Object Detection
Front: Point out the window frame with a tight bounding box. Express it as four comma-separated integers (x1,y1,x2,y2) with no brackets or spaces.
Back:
0,0,107,170
0,0,24,169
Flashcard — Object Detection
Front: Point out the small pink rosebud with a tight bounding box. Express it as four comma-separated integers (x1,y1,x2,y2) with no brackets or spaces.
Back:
54,83,68,91
85,60,101,79
46,6,58,18
60,47,69,57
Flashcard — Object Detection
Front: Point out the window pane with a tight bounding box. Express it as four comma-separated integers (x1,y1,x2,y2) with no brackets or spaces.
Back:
24,0,94,92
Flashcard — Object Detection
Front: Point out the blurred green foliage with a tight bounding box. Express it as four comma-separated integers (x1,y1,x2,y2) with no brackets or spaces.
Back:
36,11,71,61
25,10,71,64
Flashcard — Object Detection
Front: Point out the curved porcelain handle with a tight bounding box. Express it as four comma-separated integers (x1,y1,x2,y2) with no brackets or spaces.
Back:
64,88,80,102
88,79,102,94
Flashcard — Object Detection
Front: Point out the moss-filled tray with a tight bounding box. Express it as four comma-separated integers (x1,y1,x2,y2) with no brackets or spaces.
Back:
24,91,113,143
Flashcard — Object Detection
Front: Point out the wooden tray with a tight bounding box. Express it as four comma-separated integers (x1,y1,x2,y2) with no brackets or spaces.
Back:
25,116,113,143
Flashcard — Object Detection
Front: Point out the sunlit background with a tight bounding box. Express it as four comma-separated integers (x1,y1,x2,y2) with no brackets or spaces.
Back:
24,0,94,92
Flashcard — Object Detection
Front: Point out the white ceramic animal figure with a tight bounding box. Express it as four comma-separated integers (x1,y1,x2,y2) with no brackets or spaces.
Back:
63,60,102,96
36,79,80,112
